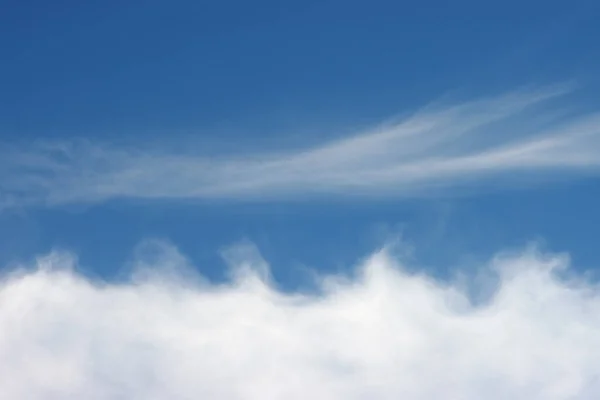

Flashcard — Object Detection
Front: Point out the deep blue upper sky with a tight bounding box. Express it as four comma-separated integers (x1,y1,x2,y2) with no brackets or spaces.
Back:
1,0,599,284
3,0,599,139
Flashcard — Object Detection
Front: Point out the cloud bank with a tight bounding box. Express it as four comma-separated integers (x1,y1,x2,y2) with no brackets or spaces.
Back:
2,84,600,208
2,242,600,399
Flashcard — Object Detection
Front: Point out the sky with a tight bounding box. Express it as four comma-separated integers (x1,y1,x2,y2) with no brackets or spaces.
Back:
2,1,600,398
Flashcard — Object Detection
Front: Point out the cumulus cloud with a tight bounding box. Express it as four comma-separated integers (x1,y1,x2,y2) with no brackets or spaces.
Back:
1,84,600,208
2,241,600,399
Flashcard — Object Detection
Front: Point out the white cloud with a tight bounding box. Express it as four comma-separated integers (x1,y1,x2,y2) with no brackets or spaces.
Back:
1,84,600,208
2,241,600,399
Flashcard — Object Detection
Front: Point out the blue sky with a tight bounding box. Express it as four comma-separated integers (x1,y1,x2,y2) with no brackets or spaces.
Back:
1,0,600,281
2,1,600,398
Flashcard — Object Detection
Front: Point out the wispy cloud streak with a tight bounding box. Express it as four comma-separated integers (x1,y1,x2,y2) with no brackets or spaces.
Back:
2,85,599,207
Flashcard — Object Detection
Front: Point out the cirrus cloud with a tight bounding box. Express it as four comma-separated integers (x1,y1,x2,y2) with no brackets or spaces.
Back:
1,84,600,209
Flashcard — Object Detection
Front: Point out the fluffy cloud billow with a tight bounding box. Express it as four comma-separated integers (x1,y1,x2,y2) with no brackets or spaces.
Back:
1,243,600,399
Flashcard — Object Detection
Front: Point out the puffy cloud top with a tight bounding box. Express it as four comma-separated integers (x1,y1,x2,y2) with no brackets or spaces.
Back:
1,243,600,399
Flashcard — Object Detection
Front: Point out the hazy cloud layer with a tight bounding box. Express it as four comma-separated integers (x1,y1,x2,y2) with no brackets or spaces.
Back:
2,85,600,208
2,241,600,399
